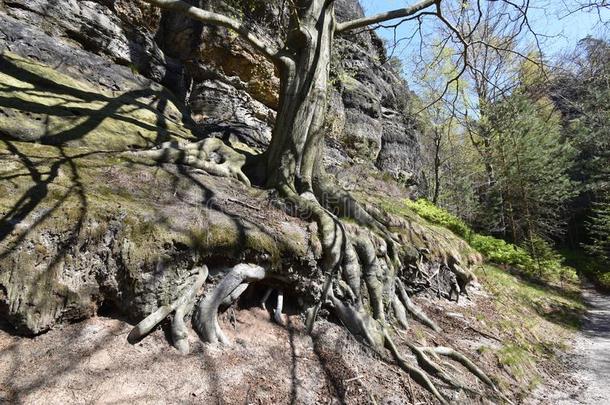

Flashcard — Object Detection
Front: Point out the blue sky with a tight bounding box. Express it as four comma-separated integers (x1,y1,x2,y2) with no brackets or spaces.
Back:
360,1,609,60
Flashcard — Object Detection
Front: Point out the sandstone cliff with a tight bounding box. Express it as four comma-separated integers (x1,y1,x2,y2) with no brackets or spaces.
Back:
0,0,471,336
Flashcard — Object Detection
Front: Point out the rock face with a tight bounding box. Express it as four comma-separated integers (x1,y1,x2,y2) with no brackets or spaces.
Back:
332,0,423,185
0,0,442,335
0,0,423,177
0,48,321,334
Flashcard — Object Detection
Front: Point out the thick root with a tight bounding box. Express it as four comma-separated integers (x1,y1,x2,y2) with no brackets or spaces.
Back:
408,345,473,393
275,184,345,333
392,295,409,329
194,263,267,344
429,346,494,386
221,283,249,307
127,304,174,344
383,331,449,405
351,230,386,322
327,289,385,349
260,287,273,310
274,290,285,325
124,138,251,186
128,266,208,352
172,301,191,354
396,279,441,332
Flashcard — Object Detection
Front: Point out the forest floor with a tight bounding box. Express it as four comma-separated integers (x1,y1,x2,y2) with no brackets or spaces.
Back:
527,282,610,404
0,267,587,404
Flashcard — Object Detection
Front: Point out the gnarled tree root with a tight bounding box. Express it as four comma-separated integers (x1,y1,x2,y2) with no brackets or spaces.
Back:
383,332,449,405
194,263,267,344
128,265,208,354
392,295,409,330
121,171,500,403
396,279,441,332
424,346,512,403
123,138,251,186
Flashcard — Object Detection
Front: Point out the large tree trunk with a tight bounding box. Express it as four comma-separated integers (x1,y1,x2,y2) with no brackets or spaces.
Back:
264,0,335,193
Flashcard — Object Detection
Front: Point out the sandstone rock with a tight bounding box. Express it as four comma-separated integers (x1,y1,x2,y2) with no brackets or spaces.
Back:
0,0,444,335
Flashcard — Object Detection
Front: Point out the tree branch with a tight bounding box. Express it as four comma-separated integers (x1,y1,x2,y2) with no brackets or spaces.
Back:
335,0,438,33
140,0,280,63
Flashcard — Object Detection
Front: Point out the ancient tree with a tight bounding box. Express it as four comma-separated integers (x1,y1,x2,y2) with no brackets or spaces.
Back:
128,0,531,402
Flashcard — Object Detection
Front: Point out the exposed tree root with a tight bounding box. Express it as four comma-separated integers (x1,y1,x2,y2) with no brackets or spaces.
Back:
396,279,442,332
259,287,273,310
425,346,512,403
275,175,507,403
194,263,267,344
221,283,249,307
383,331,449,405
273,183,346,333
326,288,385,349
128,265,208,354
274,290,285,325
123,170,503,403
392,295,409,330
123,138,251,186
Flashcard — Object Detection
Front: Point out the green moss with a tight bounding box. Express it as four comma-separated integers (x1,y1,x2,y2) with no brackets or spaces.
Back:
0,52,194,150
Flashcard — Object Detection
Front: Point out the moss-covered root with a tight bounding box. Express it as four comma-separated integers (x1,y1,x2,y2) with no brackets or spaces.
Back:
194,264,267,344
127,266,208,354
124,138,251,186
274,184,345,334
392,295,409,329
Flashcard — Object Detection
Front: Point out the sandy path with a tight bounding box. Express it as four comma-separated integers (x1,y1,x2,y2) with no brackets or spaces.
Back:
528,283,610,404
572,284,610,402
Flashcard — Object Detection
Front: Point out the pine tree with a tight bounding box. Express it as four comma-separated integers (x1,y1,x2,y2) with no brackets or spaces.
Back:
485,93,578,244
585,196,610,263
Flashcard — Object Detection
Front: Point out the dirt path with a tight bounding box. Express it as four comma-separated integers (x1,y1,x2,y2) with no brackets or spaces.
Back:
528,283,610,404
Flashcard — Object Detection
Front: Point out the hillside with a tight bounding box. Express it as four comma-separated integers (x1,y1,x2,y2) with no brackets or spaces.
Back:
0,0,606,404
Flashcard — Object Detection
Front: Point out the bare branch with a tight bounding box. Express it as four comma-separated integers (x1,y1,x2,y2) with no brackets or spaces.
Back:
335,0,438,33
140,0,280,63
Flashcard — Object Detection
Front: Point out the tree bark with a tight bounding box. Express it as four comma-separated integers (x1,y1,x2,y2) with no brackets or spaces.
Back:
264,0,335,193
432,129,442,204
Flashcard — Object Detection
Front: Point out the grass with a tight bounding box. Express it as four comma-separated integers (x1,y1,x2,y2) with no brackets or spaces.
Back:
475,265,584,393
479,265,584,329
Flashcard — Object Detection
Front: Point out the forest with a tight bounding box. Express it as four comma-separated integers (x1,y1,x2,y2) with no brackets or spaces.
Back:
411,12,609,289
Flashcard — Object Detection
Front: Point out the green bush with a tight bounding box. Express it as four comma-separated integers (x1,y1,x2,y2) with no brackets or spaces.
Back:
404,199,473,240
521,235,577,282
597,273,610,290
561,249,609,289
406,199,576,282
470,234,533,268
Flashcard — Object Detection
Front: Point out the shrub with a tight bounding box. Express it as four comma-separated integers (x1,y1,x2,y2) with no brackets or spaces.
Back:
470,234,533,268
404,199,473,240
521,235,576,282
407,199,576,282
599,272,610,290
